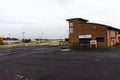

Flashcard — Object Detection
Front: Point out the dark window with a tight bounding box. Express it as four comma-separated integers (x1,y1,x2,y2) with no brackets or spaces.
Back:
96,37,104,42
79,38,92,47
119,31,120,34
119,37,120,39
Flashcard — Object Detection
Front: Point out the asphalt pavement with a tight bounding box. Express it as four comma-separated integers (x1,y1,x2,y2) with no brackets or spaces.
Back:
0,46,120,80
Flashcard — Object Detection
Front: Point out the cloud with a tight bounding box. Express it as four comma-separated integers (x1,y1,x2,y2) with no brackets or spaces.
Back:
0,0,120,38
55,0,74,5
0,19,36,25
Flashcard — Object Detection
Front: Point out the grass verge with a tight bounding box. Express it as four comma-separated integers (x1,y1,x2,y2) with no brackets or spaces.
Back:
0,41,68,48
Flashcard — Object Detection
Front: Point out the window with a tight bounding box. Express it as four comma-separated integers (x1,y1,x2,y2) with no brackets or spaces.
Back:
119,31,120,34
69,23,73,28
69,28,73,34
119,37,120,40
96,37,104,42
69,23,73,34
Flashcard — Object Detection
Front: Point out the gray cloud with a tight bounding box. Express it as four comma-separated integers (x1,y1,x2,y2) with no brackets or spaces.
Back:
0,0,120,39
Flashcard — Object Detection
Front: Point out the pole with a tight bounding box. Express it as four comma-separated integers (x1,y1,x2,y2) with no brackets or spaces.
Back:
22,32,25,46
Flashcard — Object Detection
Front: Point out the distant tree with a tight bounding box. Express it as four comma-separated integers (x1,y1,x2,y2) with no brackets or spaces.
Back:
11,38,18,40
65,38,69,42
22,39,31,43
0,37,4,45
35,39,40,41
3,37,10,40
2,37,19,40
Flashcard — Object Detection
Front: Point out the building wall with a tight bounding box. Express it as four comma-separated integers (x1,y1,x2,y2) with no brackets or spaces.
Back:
118,33,120,42
70,24,108,47
68,19,120,48
107,30,119,47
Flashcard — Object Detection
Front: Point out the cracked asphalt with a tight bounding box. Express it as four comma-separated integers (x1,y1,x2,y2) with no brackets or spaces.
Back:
0,46,120,80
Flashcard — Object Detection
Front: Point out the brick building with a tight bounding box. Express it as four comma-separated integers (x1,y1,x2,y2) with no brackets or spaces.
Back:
66,18,120,48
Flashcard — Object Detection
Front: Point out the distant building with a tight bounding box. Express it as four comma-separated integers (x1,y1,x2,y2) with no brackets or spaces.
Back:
66,18,120,48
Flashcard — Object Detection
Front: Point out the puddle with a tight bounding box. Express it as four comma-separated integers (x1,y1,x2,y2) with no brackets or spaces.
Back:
61,49,71,51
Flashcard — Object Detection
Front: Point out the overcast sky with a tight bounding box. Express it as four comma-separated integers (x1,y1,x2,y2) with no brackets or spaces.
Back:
0,0,120,39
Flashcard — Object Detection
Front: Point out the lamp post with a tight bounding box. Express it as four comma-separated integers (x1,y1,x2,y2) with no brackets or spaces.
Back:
8,33,10,38
8,33,11,45
67,30,69,38
41,32,44,42
22,32,25,46
22,32,25,41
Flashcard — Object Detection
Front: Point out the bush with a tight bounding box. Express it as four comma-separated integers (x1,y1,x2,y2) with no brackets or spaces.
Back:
0,37,4,45
22,39,31,43
65,38,69,42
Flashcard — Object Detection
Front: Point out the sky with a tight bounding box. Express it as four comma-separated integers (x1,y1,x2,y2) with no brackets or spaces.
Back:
0,0,120,39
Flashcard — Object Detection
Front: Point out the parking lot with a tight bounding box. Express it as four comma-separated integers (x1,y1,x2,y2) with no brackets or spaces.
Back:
0,46,120,80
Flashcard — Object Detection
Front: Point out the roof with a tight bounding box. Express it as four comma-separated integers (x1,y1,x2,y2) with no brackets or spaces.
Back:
66,18,88,22
79,23,120,31
66,18,120,31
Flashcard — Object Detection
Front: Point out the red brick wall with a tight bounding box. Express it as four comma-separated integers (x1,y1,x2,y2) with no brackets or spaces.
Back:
67,19,120,48
71,23,108,48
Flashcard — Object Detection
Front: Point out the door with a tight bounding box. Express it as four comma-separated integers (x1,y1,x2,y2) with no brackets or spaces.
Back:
79,38,92,47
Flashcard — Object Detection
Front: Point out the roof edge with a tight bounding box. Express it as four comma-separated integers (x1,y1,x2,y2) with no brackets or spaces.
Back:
66,18,88,22
79,23,120,31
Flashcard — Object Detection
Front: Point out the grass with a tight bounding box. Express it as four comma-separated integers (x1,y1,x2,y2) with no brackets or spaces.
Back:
0,41,68,48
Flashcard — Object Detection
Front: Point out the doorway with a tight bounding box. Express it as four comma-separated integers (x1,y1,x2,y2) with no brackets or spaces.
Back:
79,38,92,47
